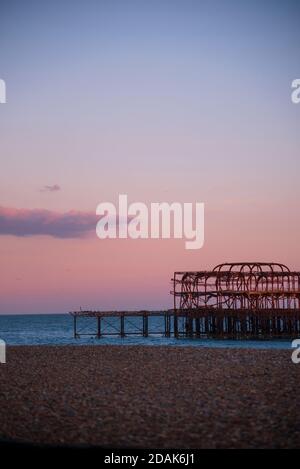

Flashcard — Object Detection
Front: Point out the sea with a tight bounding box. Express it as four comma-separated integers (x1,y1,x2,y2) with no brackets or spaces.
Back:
0,314,295,349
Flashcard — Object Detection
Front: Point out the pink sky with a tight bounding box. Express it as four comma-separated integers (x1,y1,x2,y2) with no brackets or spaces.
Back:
1,1,300,313
0,199,299,313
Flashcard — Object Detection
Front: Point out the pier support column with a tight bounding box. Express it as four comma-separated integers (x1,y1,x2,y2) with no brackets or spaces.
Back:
174,315,178,338
164,314,171,337
74,316,78,339
97,317,101,339
143,314,148,337
120,315,125,337
186,317,194,337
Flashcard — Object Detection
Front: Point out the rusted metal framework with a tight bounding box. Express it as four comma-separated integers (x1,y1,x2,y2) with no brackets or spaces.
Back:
70,262,300,340
172,262,300,338
70,310,173,339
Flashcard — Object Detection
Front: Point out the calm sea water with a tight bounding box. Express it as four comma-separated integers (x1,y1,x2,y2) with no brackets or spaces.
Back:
0,314,294,349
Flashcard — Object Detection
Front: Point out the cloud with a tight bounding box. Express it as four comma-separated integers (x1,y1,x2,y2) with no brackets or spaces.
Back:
0,206,99,238
40,184,61,192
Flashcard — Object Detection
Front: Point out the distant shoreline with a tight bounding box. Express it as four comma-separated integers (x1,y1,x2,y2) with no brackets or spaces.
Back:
0,312,69,316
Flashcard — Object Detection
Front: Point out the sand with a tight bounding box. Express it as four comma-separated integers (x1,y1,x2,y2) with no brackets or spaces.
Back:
0,345,299,448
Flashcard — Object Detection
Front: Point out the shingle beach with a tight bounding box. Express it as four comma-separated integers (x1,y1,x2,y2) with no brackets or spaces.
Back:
0,346,299,448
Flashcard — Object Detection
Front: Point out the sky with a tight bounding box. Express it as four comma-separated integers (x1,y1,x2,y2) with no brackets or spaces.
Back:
0,0,300,313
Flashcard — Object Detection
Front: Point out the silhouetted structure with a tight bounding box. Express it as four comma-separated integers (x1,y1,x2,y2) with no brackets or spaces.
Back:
70,262,300,339
172,262,300,338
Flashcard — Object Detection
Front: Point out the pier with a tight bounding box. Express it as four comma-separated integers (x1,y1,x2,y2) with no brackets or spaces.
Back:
70,310,173,339
70,262,300,339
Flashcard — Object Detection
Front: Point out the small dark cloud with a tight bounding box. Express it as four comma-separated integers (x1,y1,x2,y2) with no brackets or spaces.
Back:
40,184,61,193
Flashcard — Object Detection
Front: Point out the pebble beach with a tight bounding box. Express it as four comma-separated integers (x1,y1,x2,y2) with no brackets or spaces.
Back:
0,345,299,448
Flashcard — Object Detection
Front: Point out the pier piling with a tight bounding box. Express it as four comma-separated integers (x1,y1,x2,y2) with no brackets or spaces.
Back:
97,317,101,339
